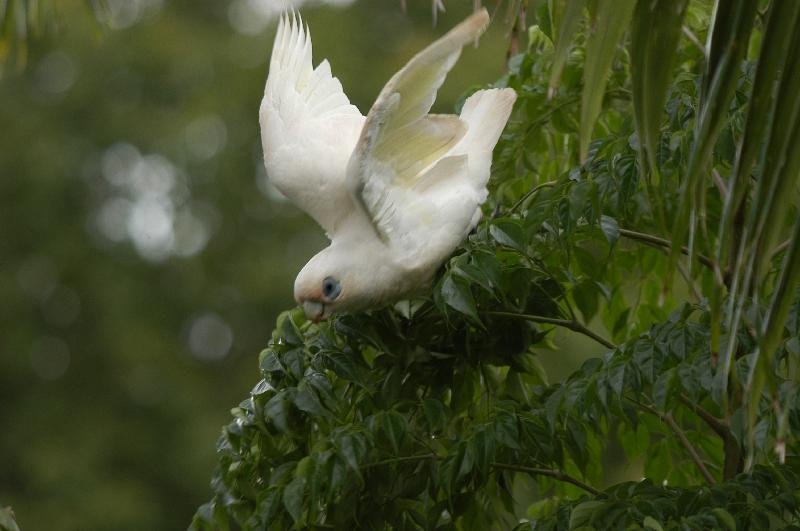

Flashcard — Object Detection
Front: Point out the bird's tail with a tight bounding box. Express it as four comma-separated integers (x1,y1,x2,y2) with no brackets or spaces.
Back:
457,88,516,154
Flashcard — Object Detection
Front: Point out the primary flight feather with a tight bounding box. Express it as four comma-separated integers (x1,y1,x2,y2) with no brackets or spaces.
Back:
260,8,516,321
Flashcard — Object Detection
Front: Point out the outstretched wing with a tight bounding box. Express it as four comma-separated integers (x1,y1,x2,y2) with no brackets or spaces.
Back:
345,9,491,264
260,14,365,235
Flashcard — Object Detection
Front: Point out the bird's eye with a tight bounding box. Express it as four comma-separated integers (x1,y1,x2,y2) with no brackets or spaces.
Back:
322,276,341,301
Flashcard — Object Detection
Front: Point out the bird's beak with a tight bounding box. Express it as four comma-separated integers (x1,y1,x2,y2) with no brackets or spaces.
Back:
302,300,325,322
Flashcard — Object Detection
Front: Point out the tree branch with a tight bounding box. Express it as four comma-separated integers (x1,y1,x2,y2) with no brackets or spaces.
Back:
681,25,705,56
619,228,716,272
364,453,601,496
508,181,557,214
662,412,717,485
634,400,717,485
363,454,437,469
492,462,600,495
486,311,616,350
679,395,728,439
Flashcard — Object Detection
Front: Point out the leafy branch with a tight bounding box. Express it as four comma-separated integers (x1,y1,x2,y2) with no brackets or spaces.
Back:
491,462,600,495
486,311,616,349
364,453,600,495
633,399,717,485
619,228,716,274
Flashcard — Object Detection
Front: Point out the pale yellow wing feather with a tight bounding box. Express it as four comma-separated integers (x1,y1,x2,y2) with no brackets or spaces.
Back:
346,9,490,245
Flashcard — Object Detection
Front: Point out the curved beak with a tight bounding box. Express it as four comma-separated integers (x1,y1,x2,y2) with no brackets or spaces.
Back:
302,300,325,322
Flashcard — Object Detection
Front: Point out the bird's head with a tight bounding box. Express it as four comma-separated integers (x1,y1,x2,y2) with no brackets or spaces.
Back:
294,246,373,322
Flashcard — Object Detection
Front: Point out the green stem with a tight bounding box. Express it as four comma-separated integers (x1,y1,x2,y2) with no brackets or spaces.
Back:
619,228,717,274
363,453,600,495
364,453,436,469
486,311,616,350
491,462,600,495
634,399,717,485
679,395,728,439
509,181,557,213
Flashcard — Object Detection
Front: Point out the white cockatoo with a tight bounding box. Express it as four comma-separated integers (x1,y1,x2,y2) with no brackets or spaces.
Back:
260,8,516,321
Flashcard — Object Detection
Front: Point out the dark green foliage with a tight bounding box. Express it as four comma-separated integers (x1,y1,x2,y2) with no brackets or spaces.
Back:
195,2,800,527
524,465,800,530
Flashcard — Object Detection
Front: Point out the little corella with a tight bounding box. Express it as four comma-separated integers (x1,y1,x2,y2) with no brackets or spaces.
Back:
260,9,516,321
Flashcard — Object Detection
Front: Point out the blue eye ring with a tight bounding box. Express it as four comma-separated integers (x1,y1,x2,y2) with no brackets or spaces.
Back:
322,276,341,301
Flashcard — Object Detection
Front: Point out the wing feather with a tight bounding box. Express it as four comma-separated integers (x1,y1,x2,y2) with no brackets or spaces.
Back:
346,9,490,256
260,14,364,235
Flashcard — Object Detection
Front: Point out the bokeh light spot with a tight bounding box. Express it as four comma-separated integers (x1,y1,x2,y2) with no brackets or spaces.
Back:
34,51,78,95
128,196,175,262
16,256,58,302
96,197,133,242
42,287,82,328
30,336,71,381
105,0,164,29
102,143,141,187
185,115,228,161
228,0,356,35
187,313,234,361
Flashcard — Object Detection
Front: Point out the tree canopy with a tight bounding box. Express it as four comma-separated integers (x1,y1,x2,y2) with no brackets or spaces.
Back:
191,1,800,529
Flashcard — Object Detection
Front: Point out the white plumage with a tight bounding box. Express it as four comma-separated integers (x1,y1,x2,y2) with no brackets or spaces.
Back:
260,8,516,321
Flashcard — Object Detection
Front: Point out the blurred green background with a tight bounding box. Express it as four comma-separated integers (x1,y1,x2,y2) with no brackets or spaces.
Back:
0,1,512,529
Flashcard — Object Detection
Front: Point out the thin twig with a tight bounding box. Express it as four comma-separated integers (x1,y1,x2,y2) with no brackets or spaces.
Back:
509,181,557,213
663,412,717,484
771,238,791,258
364,453,436,469
486,311,616,350
681,25,705,56
492,462,600,495
679,395,728,439
711,168,727,197
363,453,600,495
634,400,717,485
619,228,716,272
677,261,704,302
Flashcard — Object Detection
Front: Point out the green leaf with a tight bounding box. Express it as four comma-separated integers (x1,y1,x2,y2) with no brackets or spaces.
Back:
599,215,619,246
256,488,282,525
545,386,565,431
282,475,306,523
573,280,599,322
579,0,636,162
569,500,606,528
711,508,736,531
494,411,521,450
721,0,800,267
652,367,676,409
471,426,495,478
490,219,526,251
250,378,274,396
259,350,282,373
753,55,800,277
749,218,800,445
337,433,366,474
324,350,364,386
643,516,664,531
549,0,586,97
293,381,330,419
383,410,407,454
278,311,303,346
423,398,448,433
629,0,689,176
670,0,758,279
607,363,625,397
191,500,230,531
264,391,291,433
440,274,480,323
